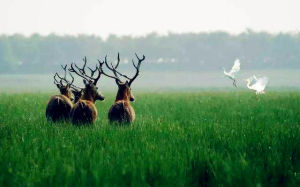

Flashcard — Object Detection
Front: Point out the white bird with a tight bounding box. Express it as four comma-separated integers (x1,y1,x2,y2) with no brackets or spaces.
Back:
223,59,240,87
245,75,269,94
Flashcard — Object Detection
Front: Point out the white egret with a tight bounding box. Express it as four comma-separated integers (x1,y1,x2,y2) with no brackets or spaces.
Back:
245,75,269,94
223,59,240,87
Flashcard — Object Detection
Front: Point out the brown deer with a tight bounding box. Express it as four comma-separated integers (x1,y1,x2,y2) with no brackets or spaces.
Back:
46,65,76,122
69,57,105,125
99,53,145,124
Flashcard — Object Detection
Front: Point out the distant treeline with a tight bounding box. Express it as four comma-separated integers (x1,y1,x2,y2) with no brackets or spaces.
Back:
1,30,300,73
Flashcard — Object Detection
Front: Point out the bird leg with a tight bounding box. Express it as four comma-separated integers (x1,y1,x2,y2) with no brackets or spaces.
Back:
233,79,237,88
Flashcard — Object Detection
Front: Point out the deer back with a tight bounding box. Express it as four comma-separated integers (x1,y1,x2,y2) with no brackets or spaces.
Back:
108,100,135,124
70,81,104,125
46,94,73,122
71,99,98,125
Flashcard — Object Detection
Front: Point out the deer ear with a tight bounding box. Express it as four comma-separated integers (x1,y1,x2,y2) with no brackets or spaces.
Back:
56,84,61,89
125,81,130,87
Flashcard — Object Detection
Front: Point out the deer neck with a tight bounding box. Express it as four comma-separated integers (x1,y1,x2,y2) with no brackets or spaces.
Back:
62,93,69,98
81,92,95,103
60,90,71,99
115,89,130,102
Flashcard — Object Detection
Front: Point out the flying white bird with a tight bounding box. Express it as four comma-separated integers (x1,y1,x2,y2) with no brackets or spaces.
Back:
245,75,269,94
223,59,240,87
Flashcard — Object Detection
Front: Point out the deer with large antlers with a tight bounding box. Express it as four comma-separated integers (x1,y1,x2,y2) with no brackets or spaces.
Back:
99,53,145,124
46,65,76,122
69,57,105,125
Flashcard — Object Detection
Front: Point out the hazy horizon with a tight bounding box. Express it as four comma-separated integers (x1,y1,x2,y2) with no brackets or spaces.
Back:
1,0,300,38
1,0,300,91
1,29,300,38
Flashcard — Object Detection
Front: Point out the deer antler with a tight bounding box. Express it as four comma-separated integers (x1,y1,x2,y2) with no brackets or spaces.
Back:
98,53,145,86
54,73,62,85
67,71,83,91
103,53,131,80
69,56,102,85
97,55,122,85
54,64,75,87
128,53,146,86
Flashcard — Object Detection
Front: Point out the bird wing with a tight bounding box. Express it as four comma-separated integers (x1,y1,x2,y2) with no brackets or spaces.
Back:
253,75,258,81
253,76,268,91
249,75,258,86
229,59,240,75
257,76,268,88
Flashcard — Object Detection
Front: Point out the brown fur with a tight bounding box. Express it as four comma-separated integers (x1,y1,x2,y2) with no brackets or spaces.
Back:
46,94,73,122
108,82,135,124
71,100,97,125
71,81,104,125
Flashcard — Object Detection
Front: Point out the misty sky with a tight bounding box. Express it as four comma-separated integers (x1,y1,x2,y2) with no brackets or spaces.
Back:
0,0,299,37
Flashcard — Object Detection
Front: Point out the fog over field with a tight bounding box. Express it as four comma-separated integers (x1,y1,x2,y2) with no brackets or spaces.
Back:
1,32,300,92
1,69,299,93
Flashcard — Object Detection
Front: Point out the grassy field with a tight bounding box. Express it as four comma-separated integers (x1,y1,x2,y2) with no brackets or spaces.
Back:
0,91,299,186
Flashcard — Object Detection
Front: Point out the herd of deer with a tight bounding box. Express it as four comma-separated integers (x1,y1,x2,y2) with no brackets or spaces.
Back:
45,53,145,125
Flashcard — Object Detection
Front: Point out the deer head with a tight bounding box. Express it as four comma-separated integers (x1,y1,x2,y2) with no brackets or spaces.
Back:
71,88,83,103
98,53,145,102
69,57,105,103
54,64,77,99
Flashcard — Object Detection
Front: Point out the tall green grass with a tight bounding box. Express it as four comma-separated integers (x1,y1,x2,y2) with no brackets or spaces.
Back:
0,92,299,186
